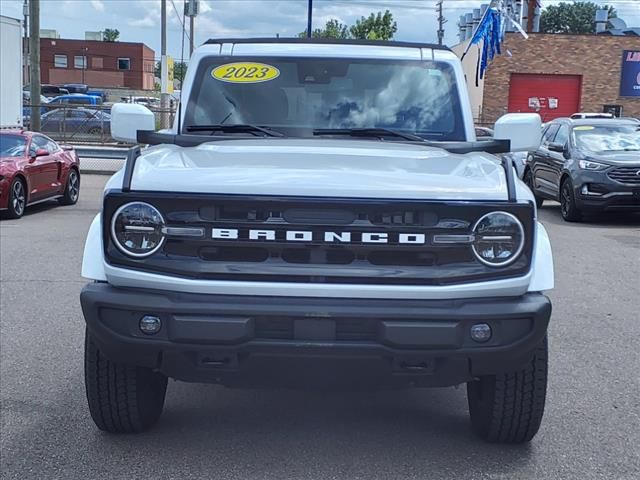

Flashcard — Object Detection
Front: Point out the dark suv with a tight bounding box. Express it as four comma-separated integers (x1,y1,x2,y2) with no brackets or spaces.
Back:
525,118,640,221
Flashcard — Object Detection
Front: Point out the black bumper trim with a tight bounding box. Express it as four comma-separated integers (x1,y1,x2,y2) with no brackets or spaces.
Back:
80,283,551,388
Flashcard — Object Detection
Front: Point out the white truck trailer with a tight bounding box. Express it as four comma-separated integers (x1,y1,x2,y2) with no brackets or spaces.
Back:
0,15,23,128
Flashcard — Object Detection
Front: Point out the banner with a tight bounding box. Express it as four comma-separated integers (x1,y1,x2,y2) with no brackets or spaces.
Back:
620,50,640,97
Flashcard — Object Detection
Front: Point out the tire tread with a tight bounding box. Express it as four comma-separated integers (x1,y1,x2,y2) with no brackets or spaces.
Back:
468,336,548,443
84,331,166,433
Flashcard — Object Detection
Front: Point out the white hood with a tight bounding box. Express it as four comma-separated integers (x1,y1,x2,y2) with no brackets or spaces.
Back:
120,138,513,201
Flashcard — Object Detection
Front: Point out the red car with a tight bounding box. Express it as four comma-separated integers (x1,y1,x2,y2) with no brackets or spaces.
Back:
0,130,80,219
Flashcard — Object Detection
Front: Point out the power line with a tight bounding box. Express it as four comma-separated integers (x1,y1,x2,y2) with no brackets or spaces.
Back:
169,0,191,44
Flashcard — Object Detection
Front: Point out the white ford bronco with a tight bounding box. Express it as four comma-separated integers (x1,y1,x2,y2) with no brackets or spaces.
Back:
81,38,553,443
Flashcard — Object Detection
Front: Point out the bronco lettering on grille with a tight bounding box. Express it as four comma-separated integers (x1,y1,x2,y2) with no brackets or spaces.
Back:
211,228,428,244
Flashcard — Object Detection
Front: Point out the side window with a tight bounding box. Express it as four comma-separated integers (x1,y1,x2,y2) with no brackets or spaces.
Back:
31,135,48,152
32,135,58,153
554,125,570,146
46,138,60,153
542,124,559,146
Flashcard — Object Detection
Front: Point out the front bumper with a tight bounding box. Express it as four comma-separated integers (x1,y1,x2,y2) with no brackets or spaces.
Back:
574,170,640,211
81,283,551,388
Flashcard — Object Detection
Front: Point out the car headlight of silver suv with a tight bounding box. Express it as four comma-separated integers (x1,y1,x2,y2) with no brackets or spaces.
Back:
111,202,165,257
472,212,525,267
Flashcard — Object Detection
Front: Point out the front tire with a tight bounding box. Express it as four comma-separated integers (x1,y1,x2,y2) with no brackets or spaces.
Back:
467,336,548,443
84,330,167,433
560,178,582,222
59,168,80,205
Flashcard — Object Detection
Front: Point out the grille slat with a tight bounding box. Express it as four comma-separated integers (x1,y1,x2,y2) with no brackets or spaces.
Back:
608,167,640,185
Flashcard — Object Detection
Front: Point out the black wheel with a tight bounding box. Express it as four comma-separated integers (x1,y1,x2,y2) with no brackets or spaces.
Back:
84,330,167,433
560,178,582,222
467,336,548,443
524,169,544,208
58,169,80,205
5,178,26,219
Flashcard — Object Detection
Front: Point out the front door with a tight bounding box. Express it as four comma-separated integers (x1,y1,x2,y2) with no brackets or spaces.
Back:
27,135,61,200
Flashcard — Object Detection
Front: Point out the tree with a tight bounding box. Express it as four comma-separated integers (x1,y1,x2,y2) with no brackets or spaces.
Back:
103,28,120,42
299,19,350,39
540,2,616,34
349,10,397,40
298,10,396,40
154,61,188,84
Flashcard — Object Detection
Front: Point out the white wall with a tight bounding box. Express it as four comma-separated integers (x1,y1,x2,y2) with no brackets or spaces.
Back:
0,15,23,128
451,40,485,123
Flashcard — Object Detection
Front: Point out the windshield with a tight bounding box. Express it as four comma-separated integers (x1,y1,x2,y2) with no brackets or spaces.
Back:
0,134,27,157
573,124,640,154
185,57,465,141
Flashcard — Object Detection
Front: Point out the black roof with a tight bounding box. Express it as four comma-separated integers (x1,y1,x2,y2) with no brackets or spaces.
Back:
204,37,450,51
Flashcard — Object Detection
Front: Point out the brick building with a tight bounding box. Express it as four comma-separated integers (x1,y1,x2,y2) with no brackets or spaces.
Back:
39,38,155,90
454,33,640,123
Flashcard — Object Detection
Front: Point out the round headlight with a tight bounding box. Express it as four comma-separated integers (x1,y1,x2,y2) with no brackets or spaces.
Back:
472,211,525,267
111,202,165,258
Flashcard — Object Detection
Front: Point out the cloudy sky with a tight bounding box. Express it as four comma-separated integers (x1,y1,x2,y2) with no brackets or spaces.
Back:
1,0,638,60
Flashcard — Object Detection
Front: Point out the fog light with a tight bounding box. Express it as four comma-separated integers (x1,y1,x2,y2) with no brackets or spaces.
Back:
470,323,492,343
140,315,161,335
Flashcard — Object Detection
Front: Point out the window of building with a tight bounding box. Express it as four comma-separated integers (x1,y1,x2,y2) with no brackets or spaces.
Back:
54,54,67,68
92,57,103,69
117,58,131,71
74,55,87,69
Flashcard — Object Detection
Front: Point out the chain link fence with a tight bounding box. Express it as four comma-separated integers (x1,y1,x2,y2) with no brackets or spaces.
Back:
23,103,176,146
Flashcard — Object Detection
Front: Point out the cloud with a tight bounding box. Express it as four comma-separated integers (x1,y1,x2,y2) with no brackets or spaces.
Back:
129,16,157,28
90,0,104,13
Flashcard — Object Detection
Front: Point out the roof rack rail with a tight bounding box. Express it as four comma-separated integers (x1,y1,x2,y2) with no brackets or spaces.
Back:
203,37,450,51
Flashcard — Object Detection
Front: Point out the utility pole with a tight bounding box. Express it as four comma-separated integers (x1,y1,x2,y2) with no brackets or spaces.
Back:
160,0,169,129
185,0,198,56
23,0,29,85
81,47,88,84
189,15,195,55
306,0,313,38
29,0,41,131
436,0,446,46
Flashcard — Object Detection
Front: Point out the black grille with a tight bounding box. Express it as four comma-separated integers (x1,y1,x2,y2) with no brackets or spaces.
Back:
104,192,535,285
254,317,378,342
608,167,640,185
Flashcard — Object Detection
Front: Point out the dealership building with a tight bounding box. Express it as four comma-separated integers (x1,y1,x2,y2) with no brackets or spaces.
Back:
453,33,640,123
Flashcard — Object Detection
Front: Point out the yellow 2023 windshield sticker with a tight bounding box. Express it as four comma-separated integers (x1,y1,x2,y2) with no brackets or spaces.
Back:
212,62,280,83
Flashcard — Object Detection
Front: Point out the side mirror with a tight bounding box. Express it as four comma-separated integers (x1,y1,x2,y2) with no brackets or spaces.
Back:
110,103,156,143
494,113,542,152
548,142,566,153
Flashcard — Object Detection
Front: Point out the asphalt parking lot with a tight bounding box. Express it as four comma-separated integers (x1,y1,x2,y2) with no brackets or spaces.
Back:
1,174,639,480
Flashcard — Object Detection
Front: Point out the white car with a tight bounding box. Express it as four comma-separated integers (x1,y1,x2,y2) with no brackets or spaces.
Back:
80,39,553,443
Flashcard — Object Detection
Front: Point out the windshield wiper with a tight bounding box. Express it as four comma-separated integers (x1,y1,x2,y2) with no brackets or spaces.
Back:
185,124,284,137
313,127,426,142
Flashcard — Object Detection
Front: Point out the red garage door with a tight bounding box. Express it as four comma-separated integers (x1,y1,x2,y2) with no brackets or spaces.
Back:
508,74,582,122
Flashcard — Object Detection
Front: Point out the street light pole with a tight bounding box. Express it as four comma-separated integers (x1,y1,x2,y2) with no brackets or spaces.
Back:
307,0,313,38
